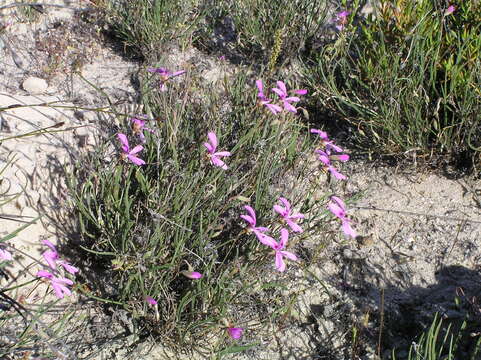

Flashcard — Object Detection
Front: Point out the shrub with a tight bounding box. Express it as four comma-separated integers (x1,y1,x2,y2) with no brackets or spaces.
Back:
68,70,332,350
304,0,481,170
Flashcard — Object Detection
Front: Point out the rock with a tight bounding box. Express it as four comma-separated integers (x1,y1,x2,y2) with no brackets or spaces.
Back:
22,77,48,94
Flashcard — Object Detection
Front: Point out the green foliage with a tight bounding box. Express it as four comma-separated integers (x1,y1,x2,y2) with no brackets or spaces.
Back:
391,314,481,360
103,0,202,59
305,0,481,169
195,0,328,65
68,71,321,348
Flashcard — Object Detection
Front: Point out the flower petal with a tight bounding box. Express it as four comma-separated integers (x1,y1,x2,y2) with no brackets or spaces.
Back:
207,132,218,150
42,250,58,270
146,296,158,305
278,197,291,211
228,327,244,339
328,166,347,180
285,96,300,103
171,70,186,77
211,156,227,169
283,101,297,113
117,133,130,153
240,214,255,226
0,249,12,261
342,221,357,238
255,233,277,248
128,155,146,166
276,81,287,96
279,228,289,249
213,151,231,157
273,204,286,216
41,239,57,252
243,206,256,224
203,142,214,153
255,80,264,95
129,145,144,156
181,271,203,279
266,103,282,114
275,251,286,272
58,261,79,274
280,250,298,261
286,219,303,233
36,270,53,279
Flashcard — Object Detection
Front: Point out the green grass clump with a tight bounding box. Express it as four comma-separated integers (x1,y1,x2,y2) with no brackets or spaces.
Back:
391,314,481,360
196,0,328,66
305,0,481,170
68,71,325,351
102,0,202,58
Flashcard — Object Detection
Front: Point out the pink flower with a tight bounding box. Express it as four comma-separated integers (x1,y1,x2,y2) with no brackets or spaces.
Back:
334,10,350,31
445,5,455,15
117,133,146,166
146,296,158,305
203,132,231,170
42,249,59,270
0,248,12,261
240,205,275,246
256,80,282,115
36,270,74,299
58,260,79,274
131,116,154,143
315,148,349,180
147,67,186,91
273,197,304,233
41,241,79,274
42,239,57,251
310,129,344,153
264,228,298,272
327,196,357,238
227,327,244,339
181,271,203,279
271,81,307,113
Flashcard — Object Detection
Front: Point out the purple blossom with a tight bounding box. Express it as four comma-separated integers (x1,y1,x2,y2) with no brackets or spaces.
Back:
240,205,275,246
181,271,203,279
334,10,350,31
131,116,154,143
227,327,244,339
271,81,307,113
146,296,158,305
0,248,12,261
310,129,344,153
256,80,282,115
147,67,186,91
328,196,357,238
266,228,298,272
273,197,305,233
117,133,146,166
315,148,349,180
203,132,231,170
42,249,59,270
445,5,455,15
41,240,79,274
36,270,74,299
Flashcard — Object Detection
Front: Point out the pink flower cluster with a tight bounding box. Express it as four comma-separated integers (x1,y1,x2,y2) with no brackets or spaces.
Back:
311,129,350,180
147,67,186,92
241,197,304,272
36,240,79,299
256,80,307,115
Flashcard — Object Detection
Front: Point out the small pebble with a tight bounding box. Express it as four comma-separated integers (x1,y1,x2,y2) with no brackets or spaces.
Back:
22,77,48,94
